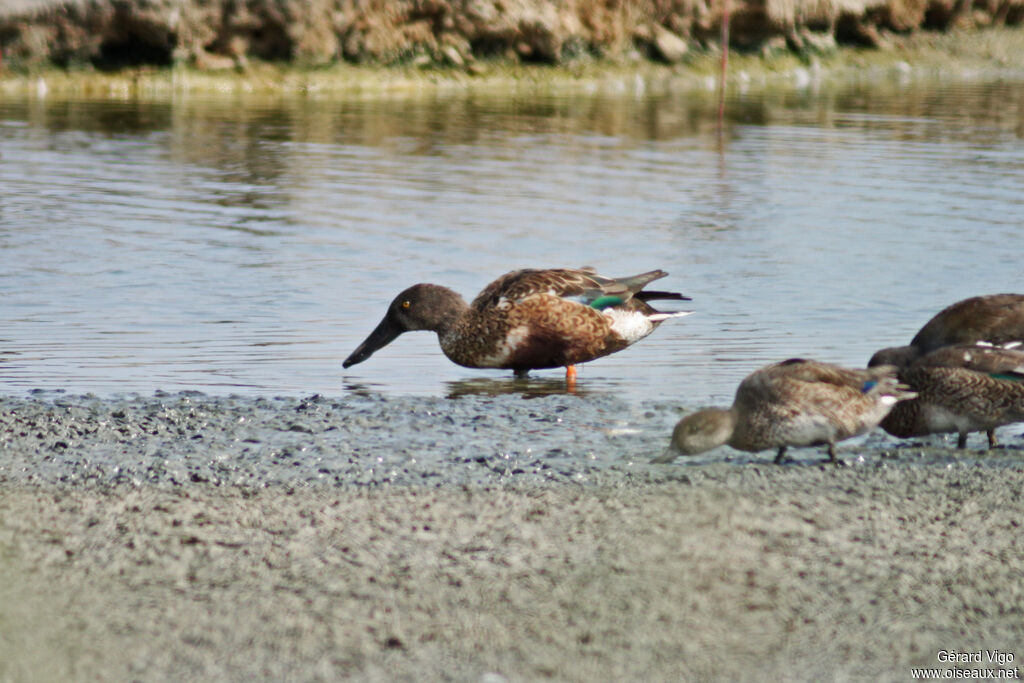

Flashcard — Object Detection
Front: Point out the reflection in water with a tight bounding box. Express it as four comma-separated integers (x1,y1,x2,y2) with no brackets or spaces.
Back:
445,376,580,399
0,77,1022,407
340,381,387,398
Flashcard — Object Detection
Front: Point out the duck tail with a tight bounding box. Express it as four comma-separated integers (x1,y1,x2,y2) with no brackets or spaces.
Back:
648,311,694,323
636,290,692,303
864,366,918,403
616,269,669,293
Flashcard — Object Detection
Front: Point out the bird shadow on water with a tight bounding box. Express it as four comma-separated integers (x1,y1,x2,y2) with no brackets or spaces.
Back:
339,376,583,400
341,380,392,398
444,376,583,399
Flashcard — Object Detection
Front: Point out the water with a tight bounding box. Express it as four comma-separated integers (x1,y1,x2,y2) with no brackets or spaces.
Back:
1,77,1022,405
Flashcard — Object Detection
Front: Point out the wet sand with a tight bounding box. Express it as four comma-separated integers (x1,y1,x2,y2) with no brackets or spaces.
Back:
1,394,1022,680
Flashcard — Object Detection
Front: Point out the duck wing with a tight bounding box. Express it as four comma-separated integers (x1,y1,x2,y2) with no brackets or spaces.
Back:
915,344,1024,380
912,293,1024,352
468,266,688,313
756,359,913,400
471,268,685,311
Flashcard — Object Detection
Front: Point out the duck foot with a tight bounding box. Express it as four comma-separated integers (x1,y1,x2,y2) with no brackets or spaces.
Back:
565,364,577,390
826,443,847,466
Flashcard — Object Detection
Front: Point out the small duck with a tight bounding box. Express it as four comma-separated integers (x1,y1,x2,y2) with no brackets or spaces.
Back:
869,294,1024,368
343,268,691,381
879,343,1024,449
654,359,916,465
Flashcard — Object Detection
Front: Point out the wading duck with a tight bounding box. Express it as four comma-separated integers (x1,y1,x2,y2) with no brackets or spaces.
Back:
342,268,691,382
879,343,1024,449
654,359,916,465
869,294,1024,368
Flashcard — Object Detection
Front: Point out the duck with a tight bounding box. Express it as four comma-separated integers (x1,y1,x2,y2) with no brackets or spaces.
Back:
869,294,1024,368
879,343,1024,449
654,359,916,465
342,268,691,382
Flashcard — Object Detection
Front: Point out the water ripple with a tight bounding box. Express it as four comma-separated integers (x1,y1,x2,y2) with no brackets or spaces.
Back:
1,80,1022,401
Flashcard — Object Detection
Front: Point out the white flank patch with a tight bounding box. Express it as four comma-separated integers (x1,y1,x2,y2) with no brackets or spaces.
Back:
476,324,532,366
878,395,898,407
925,405,976,433
604,309,656,343
604,309,692,343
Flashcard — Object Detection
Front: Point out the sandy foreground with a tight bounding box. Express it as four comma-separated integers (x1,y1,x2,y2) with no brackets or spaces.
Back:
1,464,1022,682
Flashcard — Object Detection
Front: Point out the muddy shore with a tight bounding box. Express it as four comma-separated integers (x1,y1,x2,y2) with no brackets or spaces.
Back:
1,392,1022,680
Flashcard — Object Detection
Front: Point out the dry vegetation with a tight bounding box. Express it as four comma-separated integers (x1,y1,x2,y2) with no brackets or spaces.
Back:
0,0,1022,73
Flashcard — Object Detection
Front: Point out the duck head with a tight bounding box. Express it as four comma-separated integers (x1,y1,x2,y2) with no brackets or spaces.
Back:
652,408,735,463
868,345,920,369
343,284,466,368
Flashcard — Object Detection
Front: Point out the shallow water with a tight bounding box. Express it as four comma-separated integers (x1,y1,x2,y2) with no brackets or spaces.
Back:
1,76,1023,413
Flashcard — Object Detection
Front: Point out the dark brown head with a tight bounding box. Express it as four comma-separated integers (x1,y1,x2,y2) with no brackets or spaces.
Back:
868,345,921,369
342,284,467,368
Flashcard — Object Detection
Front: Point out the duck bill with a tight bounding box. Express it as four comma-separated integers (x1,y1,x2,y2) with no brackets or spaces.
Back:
343,316,402,368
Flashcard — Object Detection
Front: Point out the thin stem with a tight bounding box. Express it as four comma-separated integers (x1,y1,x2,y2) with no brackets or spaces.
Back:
717,0,731,125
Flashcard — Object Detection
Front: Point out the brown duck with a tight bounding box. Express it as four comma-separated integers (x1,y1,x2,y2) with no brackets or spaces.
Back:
879,343,1024,449
343,268,691,381
655,359,916,465
870,294,1024,368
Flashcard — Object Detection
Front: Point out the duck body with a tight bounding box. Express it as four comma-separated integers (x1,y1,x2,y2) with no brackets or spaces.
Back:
343,268,691,375
658,359,916,464
880,343,1024,448
869,294,1024,368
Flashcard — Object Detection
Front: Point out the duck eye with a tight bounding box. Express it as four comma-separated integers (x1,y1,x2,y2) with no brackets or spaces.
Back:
401,300,411,309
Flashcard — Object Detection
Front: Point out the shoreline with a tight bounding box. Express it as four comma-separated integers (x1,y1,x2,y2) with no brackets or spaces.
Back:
1,391,1020,490
1,392,1022,679
2,28,1024,100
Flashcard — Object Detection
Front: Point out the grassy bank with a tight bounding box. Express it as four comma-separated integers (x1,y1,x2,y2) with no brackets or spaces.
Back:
2,28,1023,100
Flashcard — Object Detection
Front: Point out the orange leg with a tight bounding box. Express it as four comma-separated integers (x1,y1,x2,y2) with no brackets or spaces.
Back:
565,364,577,388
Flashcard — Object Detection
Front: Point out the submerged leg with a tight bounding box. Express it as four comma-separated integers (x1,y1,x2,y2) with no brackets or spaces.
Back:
987,429,998,449
826,442,839,464
513,368,530,379
773,446,788,464
565,365,578,390
957,432,968,449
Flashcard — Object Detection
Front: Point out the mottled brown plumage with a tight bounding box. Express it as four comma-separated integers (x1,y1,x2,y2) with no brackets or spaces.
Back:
880,343,1024,449
343,268,691,376
655,359,916,465
870,294,1024,368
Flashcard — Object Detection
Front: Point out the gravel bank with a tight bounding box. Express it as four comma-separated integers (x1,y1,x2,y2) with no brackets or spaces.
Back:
1,392,1022,681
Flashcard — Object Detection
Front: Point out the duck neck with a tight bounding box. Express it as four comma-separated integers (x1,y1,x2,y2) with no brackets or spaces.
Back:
716,407,740,448
412,285,468,337
422,290,472,363
869,345,921,369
